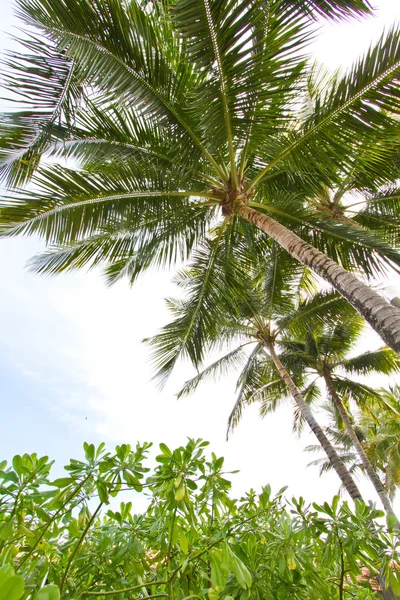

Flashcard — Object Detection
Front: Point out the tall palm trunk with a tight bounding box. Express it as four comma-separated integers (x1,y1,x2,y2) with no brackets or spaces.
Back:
238,205,400,355
265,341,363,502
323,371,400,525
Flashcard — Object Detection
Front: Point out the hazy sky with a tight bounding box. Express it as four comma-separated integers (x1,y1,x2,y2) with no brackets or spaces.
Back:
1,0,400,512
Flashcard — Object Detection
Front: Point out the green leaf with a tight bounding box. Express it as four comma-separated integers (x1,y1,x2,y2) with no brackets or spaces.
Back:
96,480,109,504
159,443,172,457
0,575,25,600
211,551,228,590
259,485,271,508
389,572,400,597
123,470,143,491
0,518,14,541
35,507,51,523
207,588,220,600
84,443,95,461
186,479,198,490
0,565,15,589
52,477,74,488
174,483,186,502
386,513,399,532
96,442,106,458
11,456,22,476
2,472,18,483
229,550,252,589
35,585,60,600
180,530,189,555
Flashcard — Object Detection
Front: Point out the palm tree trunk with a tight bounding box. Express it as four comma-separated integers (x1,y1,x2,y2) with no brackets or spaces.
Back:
265,341,363,502
238,204,400,355
323,371,400,526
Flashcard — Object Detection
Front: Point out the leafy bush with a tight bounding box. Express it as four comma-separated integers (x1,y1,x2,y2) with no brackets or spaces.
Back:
0,440,398,599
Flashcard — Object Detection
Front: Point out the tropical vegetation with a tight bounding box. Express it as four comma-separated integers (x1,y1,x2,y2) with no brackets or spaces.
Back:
2,0,400,597
0,439,399,600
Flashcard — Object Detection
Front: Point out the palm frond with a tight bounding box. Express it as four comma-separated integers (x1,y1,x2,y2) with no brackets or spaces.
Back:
332,377,383,408
254,243,304,323
177,342,255,399
292,378,321,434
339,348,400,377
280,290,355,336
174,0,311,163
0,33,82,187
49,100,217,185
314,318,364,359
146,222,248,387
351,187,400,244
281,0,372,21
28,200,214,281
249,26,400,189
0,163,214,245
226,343,265,435
16,0,225,176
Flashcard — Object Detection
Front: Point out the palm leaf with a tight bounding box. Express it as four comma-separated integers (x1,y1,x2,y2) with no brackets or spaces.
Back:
249,26,400,189
281,0,372,20
339,348,400,377
0,162,215,244
332,377,383,408
0,34,82,187
227,343,267,435
28,200,215,281
16,0,225,177
50,100,218,185
280,290,354,336
249,195,400,277
177,342,255,399
292,378,321,434
146,222,246,387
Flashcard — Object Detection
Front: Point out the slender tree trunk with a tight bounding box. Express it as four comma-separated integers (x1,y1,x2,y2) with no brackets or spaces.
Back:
323,372,400,525
238,204,400,355
265,341,363,502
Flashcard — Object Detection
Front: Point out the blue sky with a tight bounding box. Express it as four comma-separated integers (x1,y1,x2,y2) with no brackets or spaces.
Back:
1,0,400,504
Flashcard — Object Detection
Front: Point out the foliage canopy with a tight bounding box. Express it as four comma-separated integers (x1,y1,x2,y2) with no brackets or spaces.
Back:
0,440,399,600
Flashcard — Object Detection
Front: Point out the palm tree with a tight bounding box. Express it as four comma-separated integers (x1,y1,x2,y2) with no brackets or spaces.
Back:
308,390,400,503
1,0,400,352
274,314,400,519
364,388,400,502
148,243,364,502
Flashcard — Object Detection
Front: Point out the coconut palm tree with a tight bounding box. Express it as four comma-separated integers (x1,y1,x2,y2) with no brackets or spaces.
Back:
273,314,400,520
148,241,364,502
147,231,400,519
1,0,400,352
308,390,400,503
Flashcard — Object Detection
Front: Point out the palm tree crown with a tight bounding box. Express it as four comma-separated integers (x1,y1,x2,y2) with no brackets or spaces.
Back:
1,0,400,351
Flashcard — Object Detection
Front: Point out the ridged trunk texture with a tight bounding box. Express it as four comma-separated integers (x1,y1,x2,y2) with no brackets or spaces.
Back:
265,342,363,502
238,205,400,355
324,372,400,525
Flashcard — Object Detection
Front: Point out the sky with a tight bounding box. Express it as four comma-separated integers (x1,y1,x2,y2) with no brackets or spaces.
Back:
1,0,400,513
